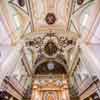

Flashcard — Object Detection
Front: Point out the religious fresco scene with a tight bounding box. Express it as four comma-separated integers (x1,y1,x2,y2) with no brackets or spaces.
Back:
0,0,100,100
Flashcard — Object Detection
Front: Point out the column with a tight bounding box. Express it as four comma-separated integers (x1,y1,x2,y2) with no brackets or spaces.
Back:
0,40,24,87
20,75,27,87
23,76,28,88
24,77,32,89
63,84,70,100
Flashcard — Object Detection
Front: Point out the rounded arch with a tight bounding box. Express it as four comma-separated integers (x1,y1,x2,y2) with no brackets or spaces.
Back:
33,60,67,74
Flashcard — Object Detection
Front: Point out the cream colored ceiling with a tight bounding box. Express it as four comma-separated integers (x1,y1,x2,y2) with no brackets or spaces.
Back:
2,0,99,43
0,0,100,75
31,0,71,33
4,0,72,43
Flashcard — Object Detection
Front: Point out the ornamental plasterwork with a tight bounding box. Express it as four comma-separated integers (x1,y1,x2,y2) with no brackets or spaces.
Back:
23,32,78,73
25,33,75,56
33,79,66,87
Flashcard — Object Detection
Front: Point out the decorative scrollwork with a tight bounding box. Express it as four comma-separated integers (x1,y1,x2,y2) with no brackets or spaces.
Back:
25,33,76,58
26,37,43,48
58,37,68,48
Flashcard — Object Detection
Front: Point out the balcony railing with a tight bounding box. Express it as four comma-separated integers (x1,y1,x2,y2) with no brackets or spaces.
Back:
78,76,98,95
4,76,25,95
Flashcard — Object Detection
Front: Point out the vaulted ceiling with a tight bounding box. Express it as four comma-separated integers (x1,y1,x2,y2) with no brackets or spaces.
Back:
7,0,72,33
0,0,100,75
30,0,71,32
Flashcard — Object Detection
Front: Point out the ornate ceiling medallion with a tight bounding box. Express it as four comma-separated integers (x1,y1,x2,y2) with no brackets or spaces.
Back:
45,13,56,25
77,0,84,5
44,41,58,56
18,0,25,7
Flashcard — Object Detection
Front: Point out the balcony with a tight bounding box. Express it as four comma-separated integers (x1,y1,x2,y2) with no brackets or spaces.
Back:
3,76,25,96
78,76,99,95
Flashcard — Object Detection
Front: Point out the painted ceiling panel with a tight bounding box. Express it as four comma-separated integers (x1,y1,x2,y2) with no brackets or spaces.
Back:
32,0,71,32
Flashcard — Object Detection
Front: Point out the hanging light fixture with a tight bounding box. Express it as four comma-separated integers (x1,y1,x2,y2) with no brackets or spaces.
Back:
17,0,25,7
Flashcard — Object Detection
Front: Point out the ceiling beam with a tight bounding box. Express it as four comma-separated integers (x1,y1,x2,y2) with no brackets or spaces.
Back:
26,0,34,32
22,49,33,76
66,0,75,32
68,41,80,75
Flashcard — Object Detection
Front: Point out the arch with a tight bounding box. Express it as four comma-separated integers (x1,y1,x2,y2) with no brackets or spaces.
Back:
33,59,67,74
